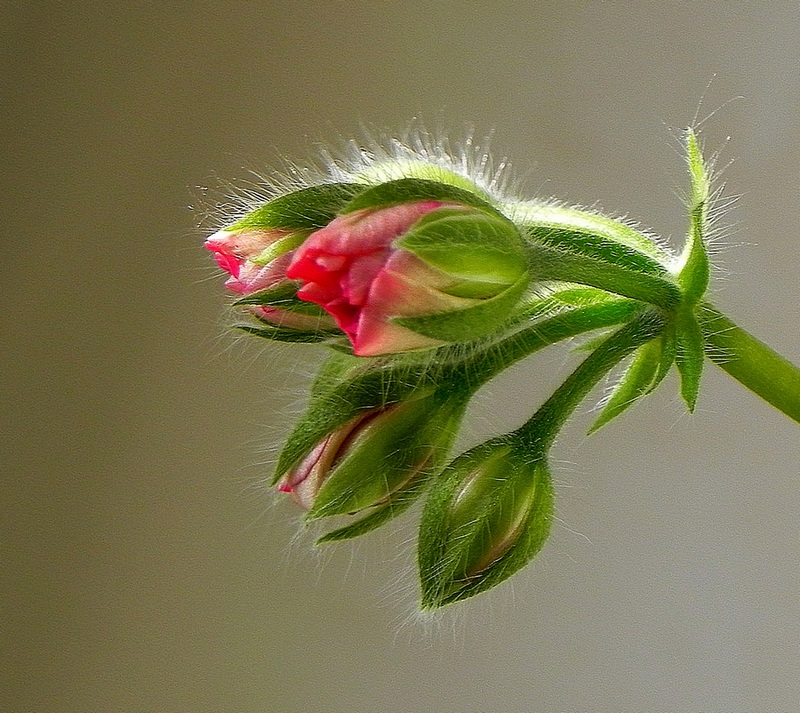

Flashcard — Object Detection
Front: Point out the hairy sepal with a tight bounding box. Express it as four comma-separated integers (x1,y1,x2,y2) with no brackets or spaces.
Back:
341,177,499,215
226,183,363,231
393,274,529,342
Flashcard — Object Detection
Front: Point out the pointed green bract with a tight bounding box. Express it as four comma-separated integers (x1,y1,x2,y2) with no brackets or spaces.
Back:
675,129,711,305
589,337,663,433
675,307,705,411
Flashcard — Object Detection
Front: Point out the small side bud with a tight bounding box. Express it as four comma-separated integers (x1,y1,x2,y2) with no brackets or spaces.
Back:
418,440,553,608
277,389,466,523
205,183,361,338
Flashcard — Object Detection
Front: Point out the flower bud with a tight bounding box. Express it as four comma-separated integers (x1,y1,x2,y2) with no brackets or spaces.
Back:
286,186,530,356
418,440,553,608
277,389,465,523
205,183,362,338
205,227,304,295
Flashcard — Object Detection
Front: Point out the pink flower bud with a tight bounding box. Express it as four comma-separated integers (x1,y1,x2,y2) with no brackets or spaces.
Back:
286,202,478,356
205,228,302,296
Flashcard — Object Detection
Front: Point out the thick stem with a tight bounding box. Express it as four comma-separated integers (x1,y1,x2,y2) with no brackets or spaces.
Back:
698,303,800,424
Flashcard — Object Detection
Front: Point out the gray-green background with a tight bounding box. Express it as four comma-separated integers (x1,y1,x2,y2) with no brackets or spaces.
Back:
4,2,799,711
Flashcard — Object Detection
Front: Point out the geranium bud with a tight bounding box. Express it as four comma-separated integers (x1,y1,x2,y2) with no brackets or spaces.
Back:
286,195,529,356
277,390,464,519
206,183,365,341
205,228,305,295
418,440,553,608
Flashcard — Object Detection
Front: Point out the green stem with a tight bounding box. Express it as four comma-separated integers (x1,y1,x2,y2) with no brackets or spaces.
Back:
453,299,643,389
525,243,681,310
513,311,666,451
698,303,800,424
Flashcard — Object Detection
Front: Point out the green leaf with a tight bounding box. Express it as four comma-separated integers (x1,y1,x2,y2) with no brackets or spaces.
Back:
227,183,363,231
675,307,705,411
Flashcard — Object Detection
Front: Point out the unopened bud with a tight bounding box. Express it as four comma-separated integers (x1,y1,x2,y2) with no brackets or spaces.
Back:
277,389,465,521
287,179,530,356
419,440,553,608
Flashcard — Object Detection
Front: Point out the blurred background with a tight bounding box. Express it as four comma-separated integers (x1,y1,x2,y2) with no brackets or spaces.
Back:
4,2,799,711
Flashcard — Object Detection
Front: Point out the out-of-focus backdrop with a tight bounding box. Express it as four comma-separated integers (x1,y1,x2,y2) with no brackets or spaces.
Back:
4,3,799,711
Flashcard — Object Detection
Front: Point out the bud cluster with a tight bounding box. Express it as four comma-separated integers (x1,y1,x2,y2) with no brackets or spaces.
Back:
202,129,800,609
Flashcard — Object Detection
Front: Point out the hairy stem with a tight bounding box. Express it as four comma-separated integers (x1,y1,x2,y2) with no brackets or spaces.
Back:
514,311,666,450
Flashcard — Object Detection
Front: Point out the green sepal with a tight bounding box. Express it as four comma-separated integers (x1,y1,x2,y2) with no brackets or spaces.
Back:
235,323,339,344
355,160,492,202
249,231,307,266
316,486,422,543
675,129,711,305
226,183,363,231
418,440,553,609
273,362,433,484
342,177,499,215
588,334,667,433
233,282,329,317
526,226,670,278
392,273,529,342
674,307,705,411
550,285,626,307
308,352,366,397
397,209,527,287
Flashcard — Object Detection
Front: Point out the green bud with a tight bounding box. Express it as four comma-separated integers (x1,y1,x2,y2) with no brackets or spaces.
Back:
418,440,553,608
277,387,468,539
